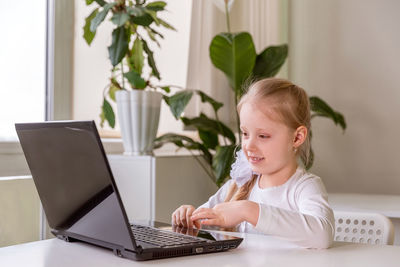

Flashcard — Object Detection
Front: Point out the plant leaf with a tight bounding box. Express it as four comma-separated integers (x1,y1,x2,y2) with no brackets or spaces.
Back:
253,44,288,79
209,32,256,95
154,133,212,164
164,90,193,119
86,0,106,6
131,37,144,74
212,145,236,186
146,1,167,11
181,114,236,144
160,86,170,93
195,90,223,112
142,39,161,79
108,82,121,101
129,7,154,26
83,8,99,45
144,9,160,25
108,26,129,67
158,18,176,31
102,98,115,128
90,2,116,32
111,12,130,27
310,96,347,131
124,70,147,89
198,129,219,150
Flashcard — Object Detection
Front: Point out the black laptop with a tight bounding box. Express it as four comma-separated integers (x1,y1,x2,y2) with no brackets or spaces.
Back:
15,121,243,261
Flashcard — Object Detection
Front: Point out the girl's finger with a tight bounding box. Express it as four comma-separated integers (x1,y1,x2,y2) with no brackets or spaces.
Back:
194,220,201,229
201,218,219,226
186,209,193,228
191,211,216,221
192,207,209,216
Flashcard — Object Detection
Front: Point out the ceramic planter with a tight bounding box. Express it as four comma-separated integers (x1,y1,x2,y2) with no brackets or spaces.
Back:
116,90,162,155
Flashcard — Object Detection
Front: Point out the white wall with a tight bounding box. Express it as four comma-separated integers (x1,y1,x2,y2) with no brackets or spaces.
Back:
289,0,400,194
73,0,192,135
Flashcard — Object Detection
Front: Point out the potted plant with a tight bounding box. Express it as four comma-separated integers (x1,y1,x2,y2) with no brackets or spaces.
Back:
155,1,346,186
83,0,175,155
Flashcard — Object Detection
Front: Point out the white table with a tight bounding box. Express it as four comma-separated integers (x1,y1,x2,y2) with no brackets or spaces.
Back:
1,232,400,267
329,193,400,245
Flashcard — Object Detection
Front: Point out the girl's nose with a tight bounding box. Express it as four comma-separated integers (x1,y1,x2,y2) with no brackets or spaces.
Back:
244,136,256,151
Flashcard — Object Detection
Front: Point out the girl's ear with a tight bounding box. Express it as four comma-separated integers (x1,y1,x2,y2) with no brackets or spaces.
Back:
293,126,307,148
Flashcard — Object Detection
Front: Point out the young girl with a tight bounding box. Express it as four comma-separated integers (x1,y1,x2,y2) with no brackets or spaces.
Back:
171,78,335,249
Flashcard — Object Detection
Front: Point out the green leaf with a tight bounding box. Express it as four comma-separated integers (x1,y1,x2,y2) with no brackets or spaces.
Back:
158,18,176,31
144,9,160,25
209,32,256,95
86,0,105,6
108,26,129,67
212,145,236,186
129,7,154,26
124,70,147,89
195,90,223,112
94,0,106,6
102,98,115,128
160,86,170,93
108,81,121,101
131,37,145,74
83,8,99,45
181,114,236,144
253,44,288,79
164,90,193,119
111,12,130,27
142,39,160,79
146,1,167,11
145,27,160,47
154,133,212,164
90,2,116,32
198,129,219,150
310,96,347,131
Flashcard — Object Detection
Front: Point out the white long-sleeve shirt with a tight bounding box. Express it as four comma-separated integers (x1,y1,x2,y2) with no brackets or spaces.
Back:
199,167,335,249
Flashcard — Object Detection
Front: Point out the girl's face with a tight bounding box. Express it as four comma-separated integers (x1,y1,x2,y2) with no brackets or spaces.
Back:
239,101,297,176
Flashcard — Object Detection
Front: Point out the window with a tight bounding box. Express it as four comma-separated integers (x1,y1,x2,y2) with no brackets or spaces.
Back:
0,1,47,141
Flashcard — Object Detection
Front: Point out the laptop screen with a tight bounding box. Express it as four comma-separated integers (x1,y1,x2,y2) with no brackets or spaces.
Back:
16,121,136,251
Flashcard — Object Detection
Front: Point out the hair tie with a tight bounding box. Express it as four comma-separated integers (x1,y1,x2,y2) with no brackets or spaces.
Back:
229,149,256,187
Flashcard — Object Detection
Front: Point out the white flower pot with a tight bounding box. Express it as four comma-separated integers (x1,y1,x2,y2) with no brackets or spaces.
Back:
116,90,163,155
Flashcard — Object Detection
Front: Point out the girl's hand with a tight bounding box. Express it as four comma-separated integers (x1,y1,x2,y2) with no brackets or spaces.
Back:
171,205,201,229
191,201,251,228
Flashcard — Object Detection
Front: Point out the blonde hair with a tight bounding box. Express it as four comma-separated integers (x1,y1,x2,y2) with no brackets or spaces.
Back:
223,78,312,231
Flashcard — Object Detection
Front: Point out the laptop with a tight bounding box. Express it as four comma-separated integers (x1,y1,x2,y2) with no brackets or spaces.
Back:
15,120,243,261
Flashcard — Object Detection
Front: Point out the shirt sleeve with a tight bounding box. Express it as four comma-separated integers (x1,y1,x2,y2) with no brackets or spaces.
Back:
254,177,335,249
197,179,235,209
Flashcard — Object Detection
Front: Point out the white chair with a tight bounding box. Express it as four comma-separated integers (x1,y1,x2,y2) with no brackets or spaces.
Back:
333,210,394,245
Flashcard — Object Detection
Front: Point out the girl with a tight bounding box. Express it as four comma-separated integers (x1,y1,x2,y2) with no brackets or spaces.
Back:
171,78,335,249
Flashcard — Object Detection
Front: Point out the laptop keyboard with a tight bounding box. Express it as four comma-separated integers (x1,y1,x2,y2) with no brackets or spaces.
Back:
131,224,210,248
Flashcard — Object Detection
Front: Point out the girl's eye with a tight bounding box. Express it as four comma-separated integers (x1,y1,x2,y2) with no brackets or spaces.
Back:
259,134,270,139
242,132,248,137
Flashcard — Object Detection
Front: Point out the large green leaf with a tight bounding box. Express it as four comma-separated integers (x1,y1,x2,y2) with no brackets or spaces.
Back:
124,70,146,89
83,8,99,45
108,26,129,67
253,44,288,79
146,1,167,11
310,96,347,131
195,90,223,112
129,7,154,26
198,129,219,150
102,98,115,128
212,145,236,186
111,12,130,27
142,39,160,79
209,32,256,94
181,114,236,144
90,3,115,32
164,90,193,119
154,133,212,164
130,37,144,74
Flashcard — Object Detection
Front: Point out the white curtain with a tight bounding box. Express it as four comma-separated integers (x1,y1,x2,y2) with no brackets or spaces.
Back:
184,0,288,129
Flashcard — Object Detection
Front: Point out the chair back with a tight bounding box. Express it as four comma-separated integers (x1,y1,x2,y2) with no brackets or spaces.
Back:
334,210,394,245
